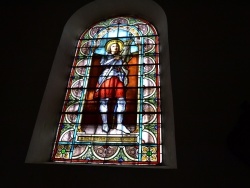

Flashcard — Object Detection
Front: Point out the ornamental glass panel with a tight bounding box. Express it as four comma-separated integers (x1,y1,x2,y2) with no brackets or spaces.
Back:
51,16,162,165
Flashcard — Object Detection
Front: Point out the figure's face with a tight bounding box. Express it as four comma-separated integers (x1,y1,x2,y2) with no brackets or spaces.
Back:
110,43,119,54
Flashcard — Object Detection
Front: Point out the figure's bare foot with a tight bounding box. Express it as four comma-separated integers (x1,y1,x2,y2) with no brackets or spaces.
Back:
102,124,109,133
116,124,130,134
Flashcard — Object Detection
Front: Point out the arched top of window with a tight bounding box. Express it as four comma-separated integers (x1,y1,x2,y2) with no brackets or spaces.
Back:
26,0,176,169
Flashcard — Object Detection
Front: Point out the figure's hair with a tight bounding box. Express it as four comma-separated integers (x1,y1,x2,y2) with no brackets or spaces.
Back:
105,39,124,53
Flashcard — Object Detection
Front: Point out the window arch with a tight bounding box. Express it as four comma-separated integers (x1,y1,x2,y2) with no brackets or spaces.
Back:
26,0,176,168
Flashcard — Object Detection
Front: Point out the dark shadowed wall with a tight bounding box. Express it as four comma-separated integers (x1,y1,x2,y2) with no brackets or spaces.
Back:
1,0,250,187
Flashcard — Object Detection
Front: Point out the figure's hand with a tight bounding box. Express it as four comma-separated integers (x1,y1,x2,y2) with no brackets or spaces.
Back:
114,55,121,60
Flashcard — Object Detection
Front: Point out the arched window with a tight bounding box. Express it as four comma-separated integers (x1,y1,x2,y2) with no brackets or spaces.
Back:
51,16,161,165
26,0,176,168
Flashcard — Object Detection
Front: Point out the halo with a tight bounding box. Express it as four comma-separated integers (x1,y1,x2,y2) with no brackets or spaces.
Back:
105,39,124,52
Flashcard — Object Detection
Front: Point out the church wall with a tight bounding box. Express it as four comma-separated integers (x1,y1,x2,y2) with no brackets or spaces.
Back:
1,0,250,187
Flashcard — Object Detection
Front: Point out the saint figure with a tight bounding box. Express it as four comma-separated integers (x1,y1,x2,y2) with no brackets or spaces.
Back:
93,39,132,134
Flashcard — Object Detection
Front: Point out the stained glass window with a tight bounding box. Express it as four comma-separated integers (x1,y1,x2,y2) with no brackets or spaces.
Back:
51,16,162,165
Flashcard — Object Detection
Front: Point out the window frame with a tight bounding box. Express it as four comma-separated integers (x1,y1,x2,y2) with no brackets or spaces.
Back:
26,0,177,169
